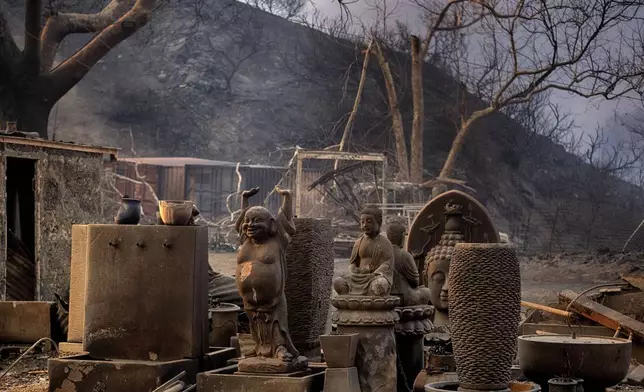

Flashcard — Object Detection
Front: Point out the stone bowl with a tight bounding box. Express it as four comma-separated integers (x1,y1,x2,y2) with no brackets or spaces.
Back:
320,333,359,368
159,200,193,225
517,334,631,391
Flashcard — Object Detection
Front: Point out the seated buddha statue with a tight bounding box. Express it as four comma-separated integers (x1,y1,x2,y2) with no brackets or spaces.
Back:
333,205,394,297
386,221,432,306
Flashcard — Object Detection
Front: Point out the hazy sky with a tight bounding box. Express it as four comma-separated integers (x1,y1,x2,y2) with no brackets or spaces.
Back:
304,0,637,136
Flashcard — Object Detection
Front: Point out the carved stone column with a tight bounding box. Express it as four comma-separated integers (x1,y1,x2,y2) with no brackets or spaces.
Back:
332,295,399,392
395,304,434,391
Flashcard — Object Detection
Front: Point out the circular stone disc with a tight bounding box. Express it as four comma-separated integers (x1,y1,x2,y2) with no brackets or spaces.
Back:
405,190,500,256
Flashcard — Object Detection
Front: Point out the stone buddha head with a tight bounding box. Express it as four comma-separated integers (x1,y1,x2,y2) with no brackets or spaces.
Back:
242,206,277,242
360,205,382,237
386,221,406,248
427,255,450,311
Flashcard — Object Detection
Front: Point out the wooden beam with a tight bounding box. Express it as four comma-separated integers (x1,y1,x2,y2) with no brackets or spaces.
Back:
297,150,386,162
0,136,118,157
521,300,573,318
559,290,644,341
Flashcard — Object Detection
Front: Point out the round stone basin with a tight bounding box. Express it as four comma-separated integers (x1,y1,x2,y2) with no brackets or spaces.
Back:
517,334,631,391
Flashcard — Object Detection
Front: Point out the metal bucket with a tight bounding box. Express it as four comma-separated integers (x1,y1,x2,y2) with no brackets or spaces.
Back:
209,302,241,347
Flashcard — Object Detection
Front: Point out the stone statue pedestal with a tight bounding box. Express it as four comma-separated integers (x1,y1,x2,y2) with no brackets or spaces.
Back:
323,367,361,392
395,305,434,392
331,295,399,392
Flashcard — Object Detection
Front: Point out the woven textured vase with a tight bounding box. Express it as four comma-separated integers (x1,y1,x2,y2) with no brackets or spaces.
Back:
449,243,521,391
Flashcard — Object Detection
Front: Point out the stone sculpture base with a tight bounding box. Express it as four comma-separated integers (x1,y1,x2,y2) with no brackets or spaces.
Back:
332,295,400,392
238,355,309,373
395,305,434,392
323,367,361,392
47,354,199,392
197,364,325,392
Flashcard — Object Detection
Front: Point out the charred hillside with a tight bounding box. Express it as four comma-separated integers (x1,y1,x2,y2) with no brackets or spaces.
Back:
11,0,643,252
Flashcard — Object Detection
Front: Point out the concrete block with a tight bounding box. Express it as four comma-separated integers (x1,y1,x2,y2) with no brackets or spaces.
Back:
197,365,325,392
48,354,199,392
627,364,644,386
67,225,88,343
0,301,54,343
285,218,334,353
82,225,208,361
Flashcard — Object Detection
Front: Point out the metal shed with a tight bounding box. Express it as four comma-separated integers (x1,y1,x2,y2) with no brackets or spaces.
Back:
108,157,290,220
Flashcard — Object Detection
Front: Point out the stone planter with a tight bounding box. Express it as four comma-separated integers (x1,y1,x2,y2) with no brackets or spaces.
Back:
285,218,334,357
449,243,521,391
320,333,359,368
209,303,240,347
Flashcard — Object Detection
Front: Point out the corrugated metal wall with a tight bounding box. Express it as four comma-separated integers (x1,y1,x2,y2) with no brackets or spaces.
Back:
108,161,291,221
186,165,288,220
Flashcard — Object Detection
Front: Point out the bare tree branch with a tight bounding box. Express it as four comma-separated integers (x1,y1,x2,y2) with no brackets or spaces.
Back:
40,0,136,72
48,0,156,101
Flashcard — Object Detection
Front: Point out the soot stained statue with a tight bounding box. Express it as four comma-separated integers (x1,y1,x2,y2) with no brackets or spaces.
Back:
333,205,394,297
235,186,307,373
386,221,431,307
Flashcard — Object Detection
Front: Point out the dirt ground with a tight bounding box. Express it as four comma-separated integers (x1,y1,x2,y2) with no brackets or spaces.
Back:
2,251,643,392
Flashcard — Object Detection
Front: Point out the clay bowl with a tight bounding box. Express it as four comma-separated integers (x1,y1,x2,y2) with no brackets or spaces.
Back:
517,334,631,391
320,333,359,368
158,200,193,225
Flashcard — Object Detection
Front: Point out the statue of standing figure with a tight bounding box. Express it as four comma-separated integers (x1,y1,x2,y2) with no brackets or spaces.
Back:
235,186,307,373
333,205,394,297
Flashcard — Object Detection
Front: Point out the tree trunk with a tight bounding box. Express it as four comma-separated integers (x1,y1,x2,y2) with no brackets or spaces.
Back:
0,78,53,138
373,40,410,182
438,107,495,180
410,36,424,184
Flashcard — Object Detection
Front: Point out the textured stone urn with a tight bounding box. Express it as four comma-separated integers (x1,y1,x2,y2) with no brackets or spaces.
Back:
332,295,399,392
449,243,521,391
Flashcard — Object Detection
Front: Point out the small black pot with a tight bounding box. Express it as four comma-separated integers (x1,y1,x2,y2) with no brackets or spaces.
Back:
114,198,142,225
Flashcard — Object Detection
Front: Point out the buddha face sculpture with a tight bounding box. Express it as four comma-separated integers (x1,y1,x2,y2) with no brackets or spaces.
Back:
242,206,276,242
427,256,450,311
360,207,382,237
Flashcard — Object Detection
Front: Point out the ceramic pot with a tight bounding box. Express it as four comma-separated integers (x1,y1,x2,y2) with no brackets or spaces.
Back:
159,200,193,225
449,243,521,390
548,378,577,392
209,302,241,347
320,333,359,368
114,198,142,225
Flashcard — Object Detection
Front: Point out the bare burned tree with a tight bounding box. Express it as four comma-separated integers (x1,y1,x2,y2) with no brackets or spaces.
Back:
0,0,160,138
248,0,305,20
430,0,644,195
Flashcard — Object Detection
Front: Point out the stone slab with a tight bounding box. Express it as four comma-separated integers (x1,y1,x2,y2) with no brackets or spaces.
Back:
67,225,88,343
48,354,199,392
0,301,54,343
285,218,333,352
627,364,644,386
197,366,325,392
83,225,208,361
323,367,360,392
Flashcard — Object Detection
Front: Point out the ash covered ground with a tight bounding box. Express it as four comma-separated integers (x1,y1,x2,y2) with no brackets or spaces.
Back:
2,251,643,391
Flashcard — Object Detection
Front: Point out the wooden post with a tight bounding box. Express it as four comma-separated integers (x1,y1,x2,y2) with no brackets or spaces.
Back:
295,153,303,217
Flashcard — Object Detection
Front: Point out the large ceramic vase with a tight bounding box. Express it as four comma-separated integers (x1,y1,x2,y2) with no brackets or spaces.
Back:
449,243,521,391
